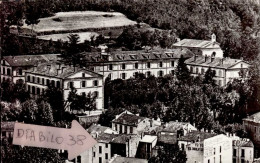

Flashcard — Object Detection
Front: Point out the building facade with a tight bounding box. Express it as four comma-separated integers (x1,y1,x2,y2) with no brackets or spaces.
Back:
232,138,254,163
243,112,260,158
0,54,59,83
25,62,104,110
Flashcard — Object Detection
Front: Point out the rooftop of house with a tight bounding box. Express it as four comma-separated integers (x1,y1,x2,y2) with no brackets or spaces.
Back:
243,112,260,123
110,155,148,163
112,113,146,126
173,38,220,49
29,61,102,79
96,133,118,143
233,139,254,148
2,54,60,67
185,55,247,69
158,134,178,144
80,48,194,63
88,124,113,135
1,121,15,131
178,131,216,142
158,121,196,133
111,134,137,144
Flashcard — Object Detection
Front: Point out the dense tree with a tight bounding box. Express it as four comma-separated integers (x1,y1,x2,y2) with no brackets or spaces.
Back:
25,2,41,32
175,55,191,84
203,67,216,85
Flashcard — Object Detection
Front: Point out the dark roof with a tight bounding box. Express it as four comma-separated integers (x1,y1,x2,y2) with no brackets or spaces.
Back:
1,121,15,131
111,156,148,163
158,134,177,144
96,133,118,143
173,39,220,48
178,131,216,142
185,55,247,69
111,134,136,144
29,61,102,79
112,113,146,126
81,48,194,63
3,54,60,67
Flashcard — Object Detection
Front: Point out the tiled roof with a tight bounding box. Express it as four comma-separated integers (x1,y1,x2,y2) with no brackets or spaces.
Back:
159,121,191,133
233,139,254,148
158,134,177,144
178,131,216,142
81,48,194,62
96,133,118,143
173,39,220,48
112,113,146,126
29,61,102,79
244,112,260,123
1,121,15,131
110,156,148,163
185,55,245,69
111,134,135,144
3,54,60,67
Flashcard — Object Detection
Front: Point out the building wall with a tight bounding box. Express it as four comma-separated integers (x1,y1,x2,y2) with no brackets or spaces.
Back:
94,59,176,80
233,146,254,163
112,123,136,134
204,134,233,163
186,146,203,163
201,48,223,58
81,142,111,163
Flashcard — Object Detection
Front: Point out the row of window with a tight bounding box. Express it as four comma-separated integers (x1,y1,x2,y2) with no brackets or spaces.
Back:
28,85,44,95
190,66,223,77
117,70,174,80
207,155,221,163
108,61,175,71
1,68,23,76
27,75,61,88
233,148,245,157
68,80,99,89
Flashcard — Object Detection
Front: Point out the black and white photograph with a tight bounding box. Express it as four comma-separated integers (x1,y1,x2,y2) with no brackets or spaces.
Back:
1,0,260,162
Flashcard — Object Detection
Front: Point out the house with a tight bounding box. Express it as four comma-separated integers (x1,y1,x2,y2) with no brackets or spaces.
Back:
232,137,254,163
1,121,15,143
243,112,260,158
173,34,224,58
157,121,197,136
135,135,157,159
111,111,155,135
25,61,104,110
0,54,60,83
185,55,251,86
108,154,148,163
80,48,194,80
178,131,233,163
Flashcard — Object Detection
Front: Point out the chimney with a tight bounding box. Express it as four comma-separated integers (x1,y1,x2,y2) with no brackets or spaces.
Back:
205,55,208,62
194,55,198,61
47,65,51,73
211,33,216,43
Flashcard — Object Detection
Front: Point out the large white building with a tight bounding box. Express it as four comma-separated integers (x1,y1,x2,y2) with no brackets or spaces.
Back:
25,62,104,110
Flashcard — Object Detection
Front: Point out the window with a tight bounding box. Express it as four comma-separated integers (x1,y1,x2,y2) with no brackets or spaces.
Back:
27,76,30,82
171,61,174,67
241,64,243,68
220,155,221,163
93,152,95,157
56,81,60,88
76,156,81,163
37,88,40,94
99,157,102,163
18,69,22,75
241,149,245,157
32,76,35,83
181,144,184,150
190,66,193,73
41,78,44,85
42,88,45,94
241,159,245,163
105,153,108,159
37,77,40,84
159,62,163,67
122,63,126,69
196,68,199,74
220,146,222,153
233,149,237,156
213,148,215,154
134,72,138,78
82,73,85,77
94,91,99,98
109,64,113,70
146,71,151,77
47,79,50,86
208,159,210,163
120,125,122,134
219,70,222,77
32,86,35,94
27,85,31,92
93,80,98,86
82,81,86,87
233,158,237,163
158,71,163,77
214,157,215,163
125,125,127,134
171,70,174,75
130,127,133,133
105,144,108,148
69,82,74,88
135,63,138,69
7,68,11,75
201,68,205,74
99,146,102,154
51,80,55,86
147,62,151,68
121,73,126,79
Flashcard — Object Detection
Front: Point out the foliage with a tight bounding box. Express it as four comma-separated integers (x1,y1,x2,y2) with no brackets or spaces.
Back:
203,67,216,85
98,107,124,127
175,55,191,84
149,144,187,163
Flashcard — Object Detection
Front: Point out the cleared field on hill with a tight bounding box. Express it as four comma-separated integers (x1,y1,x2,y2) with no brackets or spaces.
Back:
37,32,99,43
22,11,137,33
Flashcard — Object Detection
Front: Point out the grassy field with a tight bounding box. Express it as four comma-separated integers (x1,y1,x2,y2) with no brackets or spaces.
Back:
22,11,137,33
37,32,99,43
